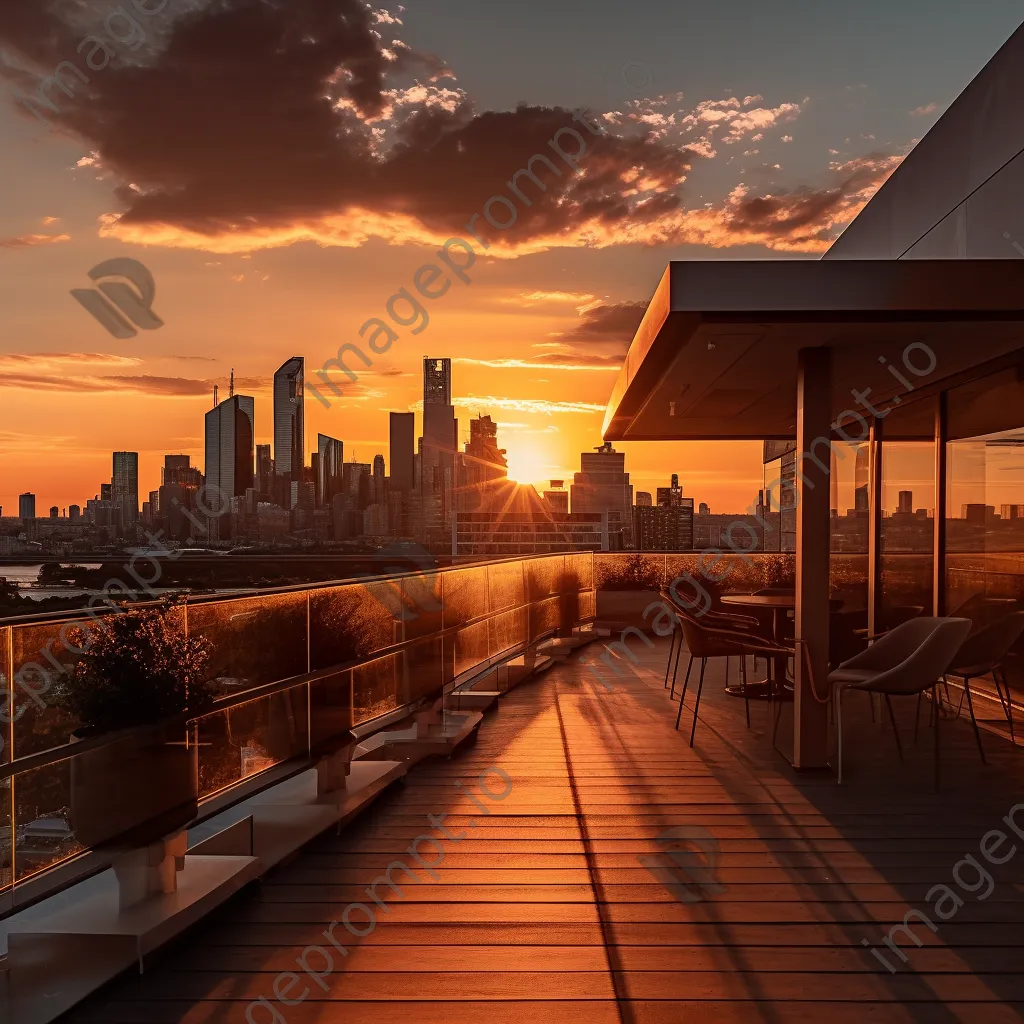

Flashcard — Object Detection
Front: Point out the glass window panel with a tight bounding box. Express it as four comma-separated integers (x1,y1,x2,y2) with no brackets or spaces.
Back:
188,592,307,694
946,368,1024,697
880,439,935,621
830,440,870,614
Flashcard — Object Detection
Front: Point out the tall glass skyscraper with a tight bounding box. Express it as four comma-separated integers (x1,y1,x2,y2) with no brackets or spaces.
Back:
205,394,255,501
423,357,451,405
274,357,305,485
317,433,343,506
112,451,139,526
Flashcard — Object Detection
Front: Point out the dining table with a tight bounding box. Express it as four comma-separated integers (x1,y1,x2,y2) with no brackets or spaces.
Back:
719,592,843,699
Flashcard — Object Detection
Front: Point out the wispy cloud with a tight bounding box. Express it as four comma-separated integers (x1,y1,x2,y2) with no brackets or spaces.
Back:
910,102,938,117
0,352,142,370
0,233,71,248
452,395,606,416
0,373,212,396
455,355,620,372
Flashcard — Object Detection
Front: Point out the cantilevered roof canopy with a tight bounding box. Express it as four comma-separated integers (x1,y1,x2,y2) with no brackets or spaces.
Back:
602,260,1024,442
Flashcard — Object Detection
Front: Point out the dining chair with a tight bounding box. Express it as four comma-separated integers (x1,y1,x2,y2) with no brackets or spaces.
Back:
662,592,793,744
941,611,1024,756
828,617,973,787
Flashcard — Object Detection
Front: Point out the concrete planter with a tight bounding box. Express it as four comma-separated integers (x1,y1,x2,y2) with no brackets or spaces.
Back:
70,725,199,851
597,589,662,631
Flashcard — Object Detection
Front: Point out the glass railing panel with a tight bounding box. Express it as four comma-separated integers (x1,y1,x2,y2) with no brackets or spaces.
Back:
188,591,308,695
488,559,525,612
1,626,10,768
13,759,84,882
579,590,596,621
309,582,399,672
0,775,10,892
525,555,564,601
565,552,595,593
196,686,309,800
353,653,401,725
309,669,353,755
400,570,444,642
451,620,489,681
10,620,82,758
442,566,489,630
529,595,561,641
489,607,528,660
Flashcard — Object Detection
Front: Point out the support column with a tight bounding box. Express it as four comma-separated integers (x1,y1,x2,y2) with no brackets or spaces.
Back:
794,347,832,769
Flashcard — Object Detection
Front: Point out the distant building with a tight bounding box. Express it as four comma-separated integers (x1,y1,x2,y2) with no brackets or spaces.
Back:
389,412,415,493
571,442,632,548
544,480,570,514
420,357,457,551
635,492,653,507
1002,504,1024,520
898,490,914,514
18,492,35,520
68,504,81,521
317,434,344,507
459,414,508,512
373,454,386,506
159,455,203,541
112,451,139,527
634,501,694,550
273,357,305,490
49,506,59,519
423,356,451,404
693,513,773,552
454,511,608,555
698,502,710,515
205,394,255,503
256,444,274,497
656,473,684,508
364,503,389,536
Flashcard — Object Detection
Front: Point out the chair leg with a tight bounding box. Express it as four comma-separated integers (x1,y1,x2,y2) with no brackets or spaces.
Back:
741,655,750,728
933,683,940,793
688,659,707,747
993,666,1016,744
669,637,684,698
675,660,696,730
673,655,693,702
914,691,922,743
884,695,903,761
962,677,986,764
725,656,730,691
664,628,677,688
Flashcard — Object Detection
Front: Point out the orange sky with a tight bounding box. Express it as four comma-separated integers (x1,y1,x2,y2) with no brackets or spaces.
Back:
2,1,1011,516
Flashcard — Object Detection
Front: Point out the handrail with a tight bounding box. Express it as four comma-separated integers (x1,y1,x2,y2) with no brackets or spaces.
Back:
0,551,572,628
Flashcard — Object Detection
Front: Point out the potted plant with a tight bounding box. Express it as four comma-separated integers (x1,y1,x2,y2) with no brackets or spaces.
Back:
52,604,215,851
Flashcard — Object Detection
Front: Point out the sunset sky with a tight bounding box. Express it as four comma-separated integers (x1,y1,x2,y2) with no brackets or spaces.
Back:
1,0,1022,515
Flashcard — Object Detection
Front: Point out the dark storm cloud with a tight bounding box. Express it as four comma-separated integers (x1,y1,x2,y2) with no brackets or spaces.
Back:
563,301,648,345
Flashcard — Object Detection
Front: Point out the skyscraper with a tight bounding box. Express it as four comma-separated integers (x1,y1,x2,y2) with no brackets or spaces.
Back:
205,394,255,502
273,356,305,486
656,474,684,508
423,356,451,405
256,444,274,496
898,490,913,514
389,412,415,492
18,492,35,519
372,454,386,505
112,451,139,526
317,433,344,507
159,455,203,541
571,443,633,549
543,480,569,514
420,357,457,549
458,415,508,512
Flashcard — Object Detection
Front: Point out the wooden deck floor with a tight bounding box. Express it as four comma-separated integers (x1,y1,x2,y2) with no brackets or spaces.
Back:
67,637,1024,1023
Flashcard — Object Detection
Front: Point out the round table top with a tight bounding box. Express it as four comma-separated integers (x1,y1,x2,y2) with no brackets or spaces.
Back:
721,593,843,610
721,593,795,609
